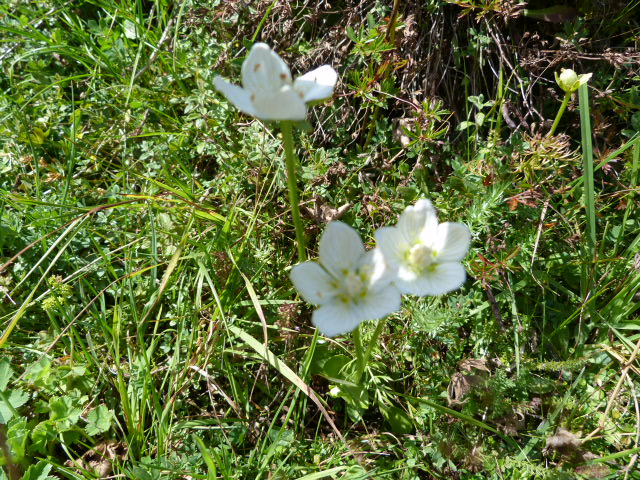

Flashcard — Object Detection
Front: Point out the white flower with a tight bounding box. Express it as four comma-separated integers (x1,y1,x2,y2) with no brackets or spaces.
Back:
214,43,338,121
290,221,401,337
375,199,471,296
555,68,592,93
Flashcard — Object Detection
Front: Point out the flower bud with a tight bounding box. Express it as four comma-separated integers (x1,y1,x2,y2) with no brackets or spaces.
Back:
556,68,578,92
555,68,593,93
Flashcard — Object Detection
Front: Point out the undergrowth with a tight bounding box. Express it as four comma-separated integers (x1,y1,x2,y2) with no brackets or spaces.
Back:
1,0,640,478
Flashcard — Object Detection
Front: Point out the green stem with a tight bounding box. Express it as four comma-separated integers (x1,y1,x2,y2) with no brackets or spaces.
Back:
352,325,365,381
280,121,306,262
548,91,571,137
353,318,387,384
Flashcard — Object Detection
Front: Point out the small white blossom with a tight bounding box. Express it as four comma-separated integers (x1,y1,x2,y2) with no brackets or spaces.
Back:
555,68,592,93
290,221,400,337
375,199,471,296
214,43,338,121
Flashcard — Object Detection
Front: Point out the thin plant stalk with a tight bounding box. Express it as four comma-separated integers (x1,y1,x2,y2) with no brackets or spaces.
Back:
280,121,306,262
353,318,387,384
548,91,571,137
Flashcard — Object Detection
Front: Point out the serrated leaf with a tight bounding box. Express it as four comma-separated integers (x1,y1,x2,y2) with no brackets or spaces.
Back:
0,389,29,423
30,421,56,454
22,460,54,480
86,405,113,436
49,396,82,430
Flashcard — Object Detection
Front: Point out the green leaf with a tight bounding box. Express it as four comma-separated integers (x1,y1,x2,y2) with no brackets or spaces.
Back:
458,120,475,131
85,405,113,436
0,358,13,391
379,404,414,434
49,396,82,430
7,416,28,462
22,460,54,480
631,111,640,132
0,390,29,423
468,95,485,110
332,383,369,411
23,358,52,388
29,127,48,145
30,421,56,454
321,354,351,380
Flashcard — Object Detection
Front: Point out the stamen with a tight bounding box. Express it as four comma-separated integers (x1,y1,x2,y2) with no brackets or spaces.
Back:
408,244,434,273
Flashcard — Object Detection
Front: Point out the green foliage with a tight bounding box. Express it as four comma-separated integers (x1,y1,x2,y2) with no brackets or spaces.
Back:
1,0,639,478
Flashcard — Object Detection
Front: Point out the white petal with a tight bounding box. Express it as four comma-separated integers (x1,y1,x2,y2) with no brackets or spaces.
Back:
396,265,419,284
398,200,438,245
413,198,435,212
213,77,258,117
252,86,307,120
375,226,409,268
312,302,364,337
357,283,402,320
318,221,365,278
290,261,338,305
241,43,292,95
360,248,396,287
294,65,338,102
433,222,471,262
395,262,466,296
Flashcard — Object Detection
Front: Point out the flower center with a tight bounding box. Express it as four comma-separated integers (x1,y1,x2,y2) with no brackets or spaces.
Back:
337,270,367,303
408,244,434,272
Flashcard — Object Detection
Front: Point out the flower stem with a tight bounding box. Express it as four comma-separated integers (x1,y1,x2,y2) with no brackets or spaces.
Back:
548,91,571,137
352,325,365,381
280,121,306,262
353,318,387,385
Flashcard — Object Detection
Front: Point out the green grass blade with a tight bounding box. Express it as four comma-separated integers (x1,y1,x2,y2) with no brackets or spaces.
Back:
227,325,346,443
579,82,596,251
194,435,218,480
